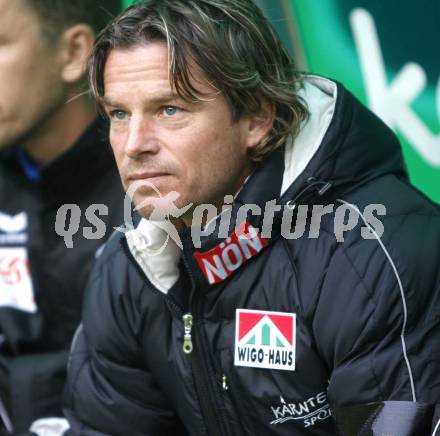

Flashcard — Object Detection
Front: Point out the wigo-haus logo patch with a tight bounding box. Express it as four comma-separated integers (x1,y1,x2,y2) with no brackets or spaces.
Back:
234,309,296,371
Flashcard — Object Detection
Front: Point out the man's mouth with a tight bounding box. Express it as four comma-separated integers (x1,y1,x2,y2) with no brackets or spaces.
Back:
127,172,169,182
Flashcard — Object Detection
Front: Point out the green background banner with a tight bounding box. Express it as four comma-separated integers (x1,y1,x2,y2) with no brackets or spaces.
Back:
122,0,440,202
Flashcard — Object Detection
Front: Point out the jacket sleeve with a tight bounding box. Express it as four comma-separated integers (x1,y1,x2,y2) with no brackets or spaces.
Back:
63,250,187,436
312,215,440,434
0,350,69,433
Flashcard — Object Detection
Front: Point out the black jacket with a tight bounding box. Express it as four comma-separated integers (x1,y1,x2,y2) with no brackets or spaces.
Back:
64,77,440,435
0,118,125,432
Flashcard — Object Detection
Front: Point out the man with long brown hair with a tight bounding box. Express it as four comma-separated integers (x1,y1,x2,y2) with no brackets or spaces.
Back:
64,1,440,435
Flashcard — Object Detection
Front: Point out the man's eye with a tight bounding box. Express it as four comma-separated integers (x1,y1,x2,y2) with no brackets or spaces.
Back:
109,110,127,120
163,106,179,116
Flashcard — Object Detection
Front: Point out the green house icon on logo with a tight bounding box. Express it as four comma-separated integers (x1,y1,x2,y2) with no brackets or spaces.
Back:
242,316,291,348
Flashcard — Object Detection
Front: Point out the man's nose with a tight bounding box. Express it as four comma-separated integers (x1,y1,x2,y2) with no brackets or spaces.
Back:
124,115,160,158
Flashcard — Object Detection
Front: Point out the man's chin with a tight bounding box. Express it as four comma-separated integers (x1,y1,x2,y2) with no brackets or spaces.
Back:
132,195,173,220
135,206,156,220
132,199,159,220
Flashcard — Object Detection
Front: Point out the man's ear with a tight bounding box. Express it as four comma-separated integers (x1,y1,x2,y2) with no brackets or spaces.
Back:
244,98,276,150
59,24,95,84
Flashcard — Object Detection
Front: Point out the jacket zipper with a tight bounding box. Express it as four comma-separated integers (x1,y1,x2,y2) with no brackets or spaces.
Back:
121,236,229,436
190,300,228,436
180,250,229,436
182,313,193,354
